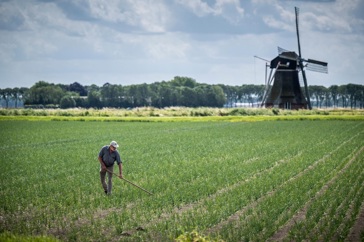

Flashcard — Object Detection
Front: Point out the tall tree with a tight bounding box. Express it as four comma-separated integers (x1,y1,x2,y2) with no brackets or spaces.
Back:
309,85,327,108
101,83,120,107
87,90,102,108
170,76,197,88
69,82,87,96
338,85,348,108
25,81,65,106
206,85,226,107
180,86,197,107
329,85,339,108
0,88,13,108
11,88,20,108
346,84,362,109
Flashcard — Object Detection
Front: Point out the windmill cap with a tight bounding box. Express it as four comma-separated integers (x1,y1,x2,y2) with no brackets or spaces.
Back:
110,141,119,148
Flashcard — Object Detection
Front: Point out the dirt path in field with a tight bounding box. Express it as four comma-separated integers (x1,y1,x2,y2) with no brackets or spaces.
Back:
268,146,364,242
347,200,364,242
47,206,123,239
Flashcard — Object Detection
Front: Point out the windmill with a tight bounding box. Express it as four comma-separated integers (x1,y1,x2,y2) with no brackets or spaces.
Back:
260,7,328,109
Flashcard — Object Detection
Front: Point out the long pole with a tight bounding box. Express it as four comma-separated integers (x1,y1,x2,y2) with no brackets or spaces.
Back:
106,169,153,195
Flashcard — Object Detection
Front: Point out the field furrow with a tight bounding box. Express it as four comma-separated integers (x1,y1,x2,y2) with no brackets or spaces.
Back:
268,146,364,241
201,135,362,241
138,124,363,240
0,120,363,242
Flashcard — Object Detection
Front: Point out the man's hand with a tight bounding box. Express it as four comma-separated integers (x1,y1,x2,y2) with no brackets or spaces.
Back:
118,163,123,179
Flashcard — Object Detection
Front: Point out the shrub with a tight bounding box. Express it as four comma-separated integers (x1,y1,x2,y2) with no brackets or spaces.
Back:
272,108,280,115
60,96,76,109
176,230,224,242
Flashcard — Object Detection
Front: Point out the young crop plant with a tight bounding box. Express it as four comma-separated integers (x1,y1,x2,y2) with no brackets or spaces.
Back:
176,230,224,242
0,120,363,241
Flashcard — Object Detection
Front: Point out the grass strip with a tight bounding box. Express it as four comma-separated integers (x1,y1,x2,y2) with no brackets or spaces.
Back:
0,114,364,122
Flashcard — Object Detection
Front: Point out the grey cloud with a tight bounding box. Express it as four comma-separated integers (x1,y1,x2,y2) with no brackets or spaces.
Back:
0,2,26,30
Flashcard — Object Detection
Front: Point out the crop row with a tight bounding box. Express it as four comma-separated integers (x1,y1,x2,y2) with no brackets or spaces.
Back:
138,123,363,241
0,120,363,241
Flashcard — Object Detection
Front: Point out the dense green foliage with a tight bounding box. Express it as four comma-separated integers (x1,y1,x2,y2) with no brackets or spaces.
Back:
0,120,363,241
1,77,364,109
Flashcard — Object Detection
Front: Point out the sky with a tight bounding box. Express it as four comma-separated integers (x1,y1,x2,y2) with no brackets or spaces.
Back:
0,0,363,89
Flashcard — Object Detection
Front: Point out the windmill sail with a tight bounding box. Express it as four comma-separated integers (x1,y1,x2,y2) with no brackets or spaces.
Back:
306,59,328,73
295,6,312,109
306,63,328,73
278,46,290,55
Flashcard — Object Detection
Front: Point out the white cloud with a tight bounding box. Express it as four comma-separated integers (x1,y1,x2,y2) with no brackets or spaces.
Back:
176,0,244,23
175,0,214,17
86,0,172,33
216,0,245,24
87,0,124,22
143,33,191,59
0,0,363,88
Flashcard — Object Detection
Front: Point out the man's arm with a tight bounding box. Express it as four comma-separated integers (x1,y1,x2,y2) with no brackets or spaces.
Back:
118,163,123,178
98,156,106,171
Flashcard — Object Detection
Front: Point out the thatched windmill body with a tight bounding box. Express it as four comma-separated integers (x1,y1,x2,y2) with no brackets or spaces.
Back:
261,7,328,109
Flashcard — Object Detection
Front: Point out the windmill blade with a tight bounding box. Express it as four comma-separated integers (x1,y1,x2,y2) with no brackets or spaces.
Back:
254,55,270,62
295,6,311,109
277,46,290,55
305,59,328,73
300,66,312,109
278,46,298,61
295,7,302,58
306,63,328,73
307,59,328,66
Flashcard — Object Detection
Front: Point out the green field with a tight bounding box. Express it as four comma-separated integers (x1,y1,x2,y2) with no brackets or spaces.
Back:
1,120,364,241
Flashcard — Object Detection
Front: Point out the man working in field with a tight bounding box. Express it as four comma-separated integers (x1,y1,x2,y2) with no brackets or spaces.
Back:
98,141,122,195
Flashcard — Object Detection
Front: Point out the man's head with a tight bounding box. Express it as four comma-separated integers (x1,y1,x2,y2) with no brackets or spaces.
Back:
110,141,119,150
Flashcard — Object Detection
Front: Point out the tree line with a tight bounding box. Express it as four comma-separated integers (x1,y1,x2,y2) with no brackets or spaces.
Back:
1,76,363,109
